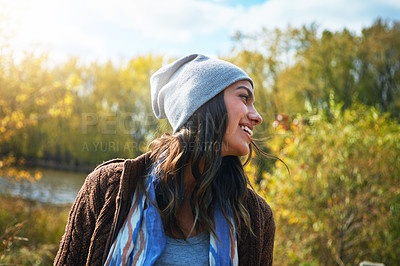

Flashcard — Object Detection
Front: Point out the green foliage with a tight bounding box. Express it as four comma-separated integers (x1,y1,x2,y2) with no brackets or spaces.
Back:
260,98,400,265
234,19,400,117
0,195,70,265
357,19,400,114
0,54,164,171
0,48,73,180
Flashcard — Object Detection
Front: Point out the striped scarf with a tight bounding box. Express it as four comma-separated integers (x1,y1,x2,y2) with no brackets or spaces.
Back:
105,166,238,266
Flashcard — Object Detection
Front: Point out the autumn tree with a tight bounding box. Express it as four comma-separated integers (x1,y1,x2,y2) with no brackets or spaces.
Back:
3,54,164,169
232,19,400,118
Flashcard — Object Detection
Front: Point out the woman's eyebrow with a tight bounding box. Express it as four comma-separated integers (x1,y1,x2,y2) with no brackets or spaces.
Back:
236,86,254,99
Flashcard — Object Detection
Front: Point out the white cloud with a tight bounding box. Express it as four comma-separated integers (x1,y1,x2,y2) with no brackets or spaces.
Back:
84,0,400,46
229,0,381,35
89,0,241,43
4,0,400,62
5,0,106,61
378,0,400,9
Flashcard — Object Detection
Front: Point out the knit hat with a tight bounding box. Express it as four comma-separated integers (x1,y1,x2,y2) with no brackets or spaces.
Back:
150,54,253,132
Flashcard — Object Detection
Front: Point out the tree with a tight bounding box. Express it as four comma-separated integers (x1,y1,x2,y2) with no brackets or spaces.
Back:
357,18,400,116
232,19,400,118
0,47,75,180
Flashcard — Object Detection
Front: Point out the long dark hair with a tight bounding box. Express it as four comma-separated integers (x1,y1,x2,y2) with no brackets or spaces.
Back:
148,90,253,239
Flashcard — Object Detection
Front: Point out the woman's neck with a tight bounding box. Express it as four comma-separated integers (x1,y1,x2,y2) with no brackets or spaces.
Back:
165,163,204,239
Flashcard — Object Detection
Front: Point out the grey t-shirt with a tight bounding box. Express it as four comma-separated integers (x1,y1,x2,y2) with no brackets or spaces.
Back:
154,231,210,265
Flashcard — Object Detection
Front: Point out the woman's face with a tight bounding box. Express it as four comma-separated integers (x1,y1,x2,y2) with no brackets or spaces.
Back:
221,80,262,157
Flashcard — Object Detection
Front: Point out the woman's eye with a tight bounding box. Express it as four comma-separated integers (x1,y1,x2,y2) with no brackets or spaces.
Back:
240,95,249,102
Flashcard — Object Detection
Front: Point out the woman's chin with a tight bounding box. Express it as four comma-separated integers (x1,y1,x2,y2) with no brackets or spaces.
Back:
221,147,250,157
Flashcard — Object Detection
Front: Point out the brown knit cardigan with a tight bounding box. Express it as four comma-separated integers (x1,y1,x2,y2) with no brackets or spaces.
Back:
54,152,275,265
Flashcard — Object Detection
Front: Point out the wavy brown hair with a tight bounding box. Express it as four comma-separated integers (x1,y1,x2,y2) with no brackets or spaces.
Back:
146,91,254,239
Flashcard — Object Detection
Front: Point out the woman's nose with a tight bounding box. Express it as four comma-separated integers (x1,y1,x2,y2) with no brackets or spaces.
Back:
249,107,263,126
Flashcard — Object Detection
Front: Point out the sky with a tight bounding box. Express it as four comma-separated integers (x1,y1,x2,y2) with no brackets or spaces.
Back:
2,0,400,63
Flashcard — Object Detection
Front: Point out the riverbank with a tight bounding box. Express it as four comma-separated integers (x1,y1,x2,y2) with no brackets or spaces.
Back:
25,158,96,173
0,195,71,265
0,166,87,204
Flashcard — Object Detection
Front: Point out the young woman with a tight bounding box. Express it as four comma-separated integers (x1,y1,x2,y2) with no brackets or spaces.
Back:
54,54,275,265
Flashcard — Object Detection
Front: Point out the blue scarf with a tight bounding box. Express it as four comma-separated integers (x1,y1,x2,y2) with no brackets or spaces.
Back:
105,166,238,266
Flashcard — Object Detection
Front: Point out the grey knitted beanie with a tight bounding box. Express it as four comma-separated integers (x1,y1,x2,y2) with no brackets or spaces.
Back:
150,54,253,132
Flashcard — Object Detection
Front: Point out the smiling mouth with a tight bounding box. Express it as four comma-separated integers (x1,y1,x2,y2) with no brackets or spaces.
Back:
241,125,253,136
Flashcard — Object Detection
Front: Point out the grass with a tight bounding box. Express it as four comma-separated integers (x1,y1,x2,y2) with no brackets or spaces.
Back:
0,195,71,265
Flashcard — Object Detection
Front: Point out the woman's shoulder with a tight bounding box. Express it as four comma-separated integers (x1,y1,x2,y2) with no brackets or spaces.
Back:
84,159,125,189
243,187,273,220
94,158,126,172
83,152,152,194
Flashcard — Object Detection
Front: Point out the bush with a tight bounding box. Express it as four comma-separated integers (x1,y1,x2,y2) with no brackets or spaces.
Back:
0,195,70,265
258,98,400,265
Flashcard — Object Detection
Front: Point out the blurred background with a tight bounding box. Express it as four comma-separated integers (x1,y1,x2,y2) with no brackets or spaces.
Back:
1,0,399,265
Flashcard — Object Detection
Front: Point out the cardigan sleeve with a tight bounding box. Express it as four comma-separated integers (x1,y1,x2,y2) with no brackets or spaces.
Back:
53,168,103,265
261,201,275,265
238,188,275,265
53,161,124,265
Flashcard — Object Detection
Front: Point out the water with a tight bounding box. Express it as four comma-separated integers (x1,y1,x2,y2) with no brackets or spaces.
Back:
0,168,87,204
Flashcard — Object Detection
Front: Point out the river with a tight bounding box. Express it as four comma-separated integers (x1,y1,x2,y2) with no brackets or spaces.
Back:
0,168,87,204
